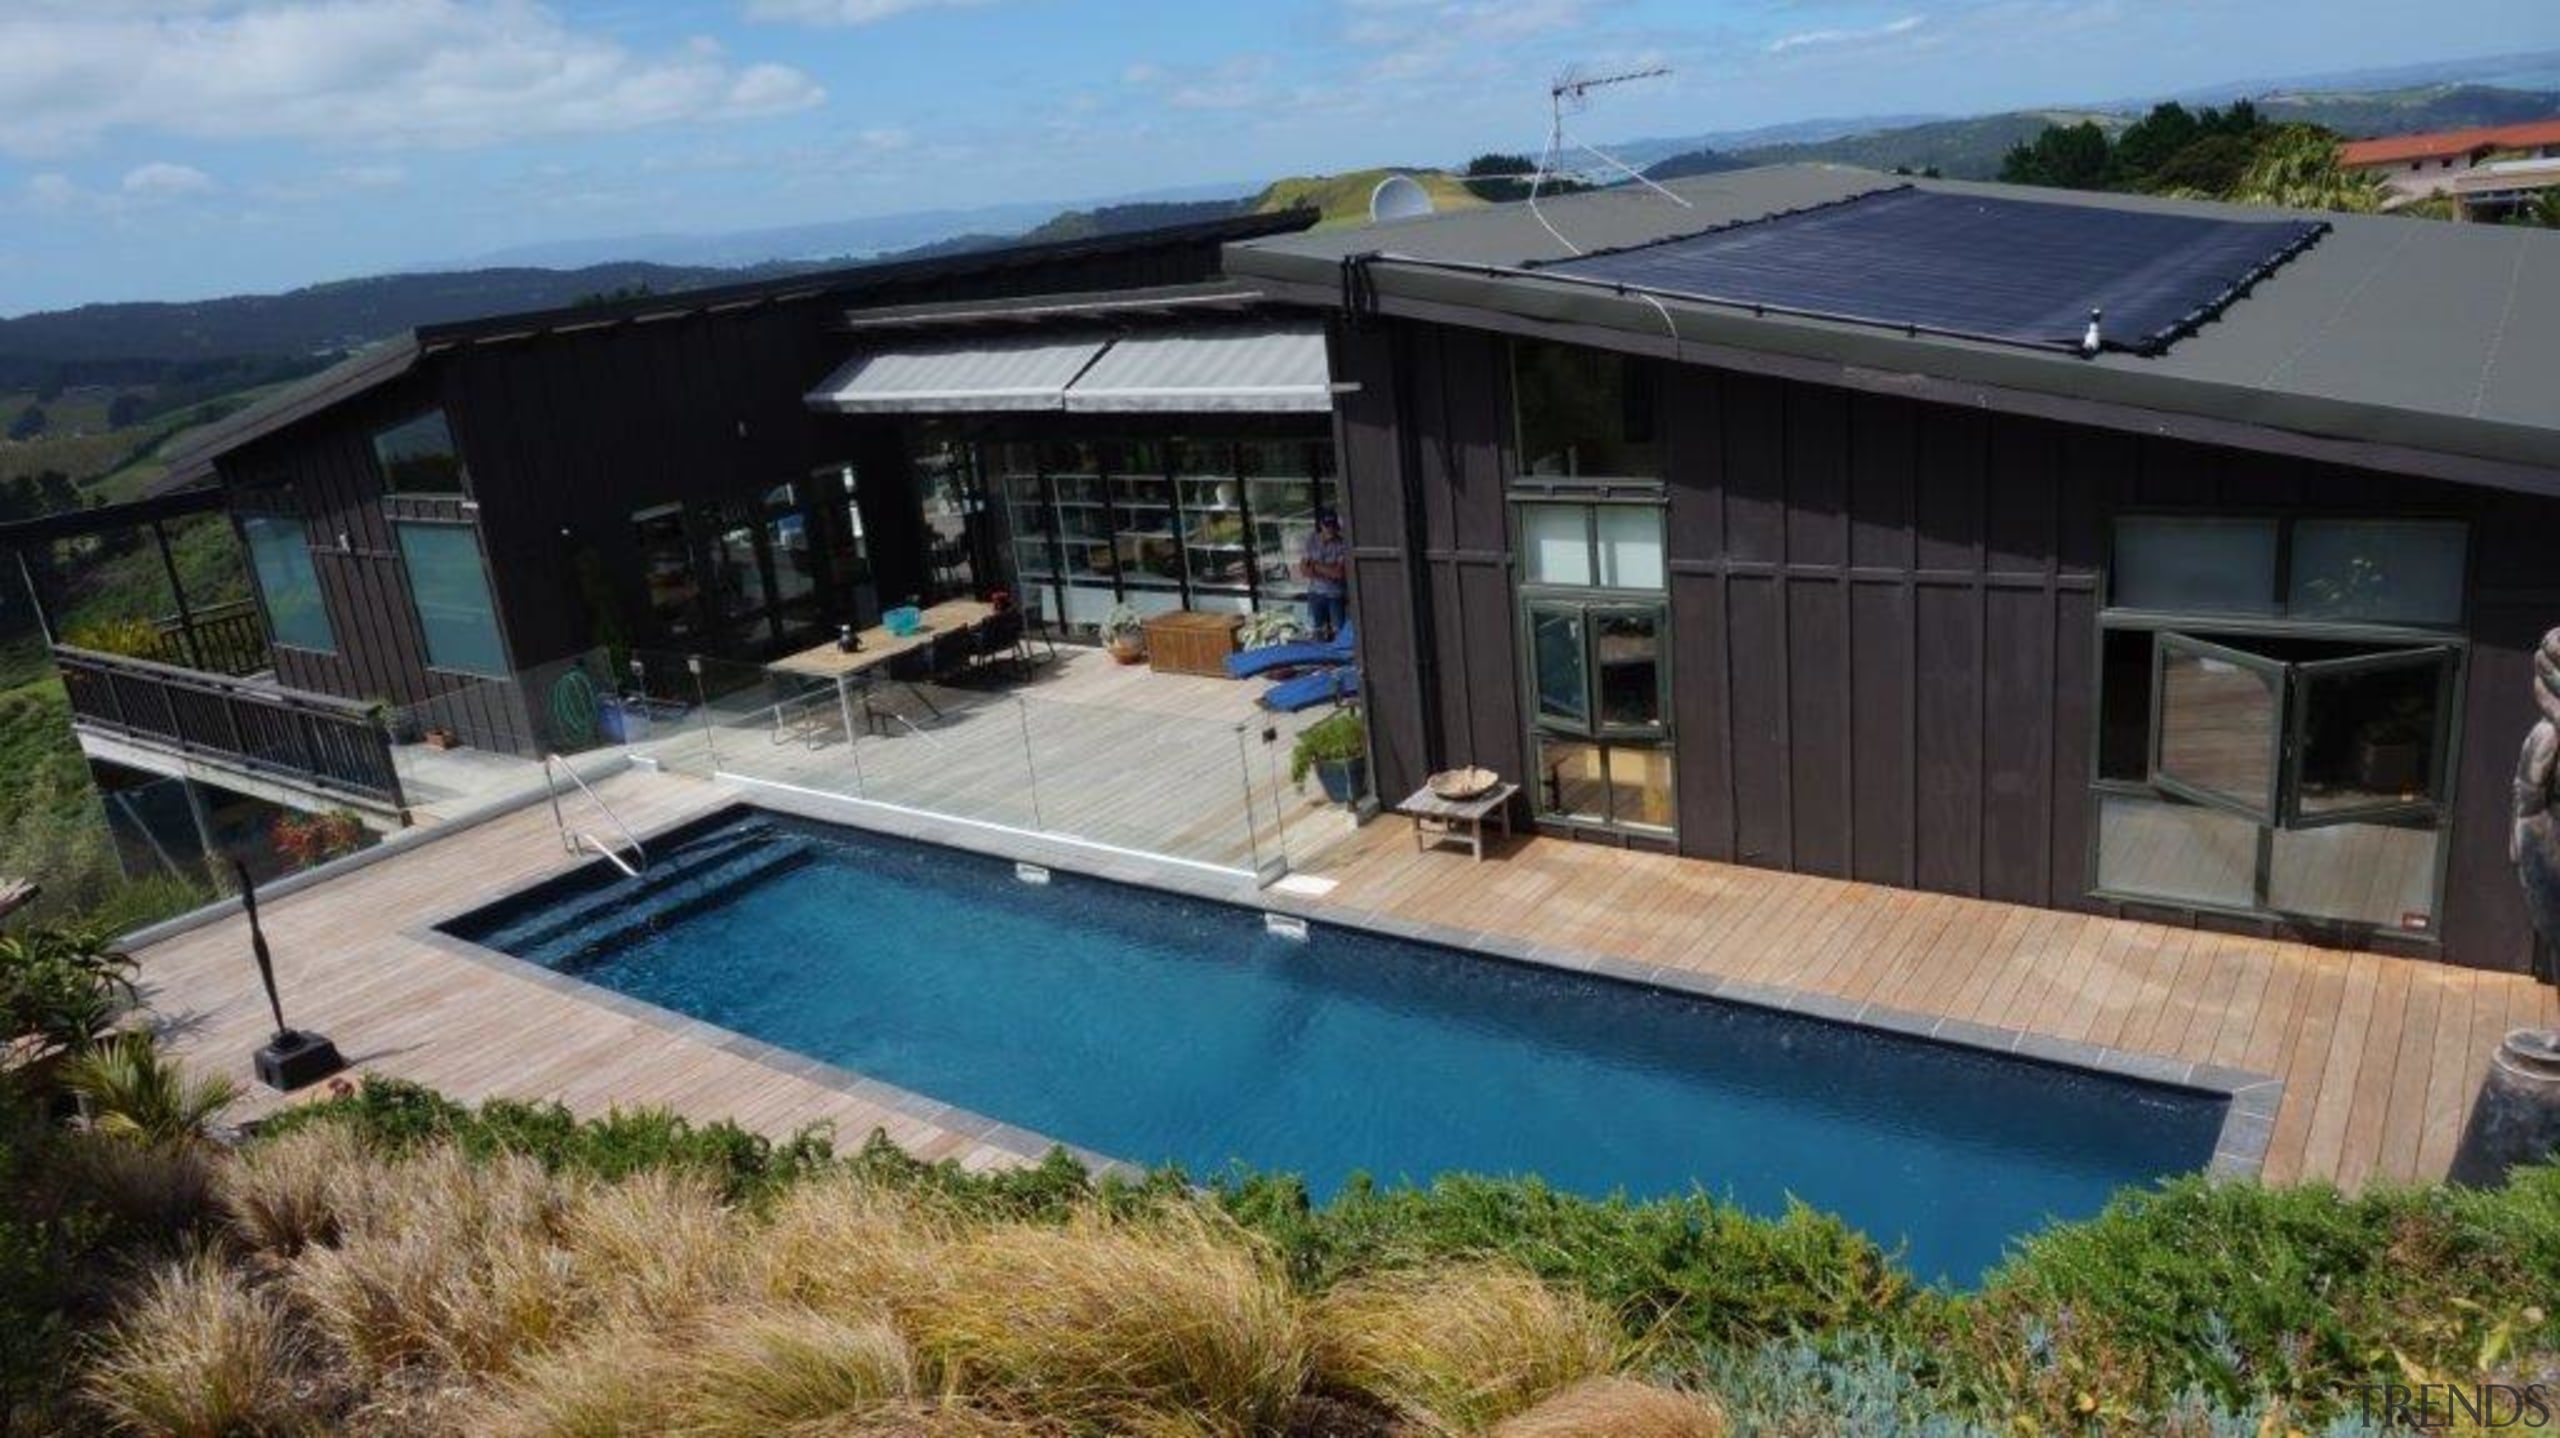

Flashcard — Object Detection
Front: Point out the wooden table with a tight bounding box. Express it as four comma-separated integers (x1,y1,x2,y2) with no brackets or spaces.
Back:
1144,610,1244,677
767,599,995,680
1397,781,1520,862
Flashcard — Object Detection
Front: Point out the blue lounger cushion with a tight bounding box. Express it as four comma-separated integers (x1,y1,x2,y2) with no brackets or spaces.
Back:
1224,621,1355,679
1261,665,1361,712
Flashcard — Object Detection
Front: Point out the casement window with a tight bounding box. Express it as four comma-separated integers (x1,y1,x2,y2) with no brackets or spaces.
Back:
240,512,336,654
1513,495,1674,834
393,521,509,677
2092,515,2468,935
372,410,465,495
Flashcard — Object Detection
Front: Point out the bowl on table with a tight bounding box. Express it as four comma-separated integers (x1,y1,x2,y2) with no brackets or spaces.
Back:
1426,766,1500,802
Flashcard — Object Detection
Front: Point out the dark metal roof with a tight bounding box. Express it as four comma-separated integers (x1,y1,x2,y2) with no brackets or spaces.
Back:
836,279,1276,333
2,482,225,547
1534,186,2327,357
1226,166,2560,495
153,207,1317,490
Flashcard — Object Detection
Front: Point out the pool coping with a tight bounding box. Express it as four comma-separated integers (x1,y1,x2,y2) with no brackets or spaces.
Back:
421,777,2283,1187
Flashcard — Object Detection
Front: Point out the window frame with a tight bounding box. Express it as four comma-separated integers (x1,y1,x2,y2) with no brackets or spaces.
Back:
1512,486,1674,835
370,409,468,497
2088,509,2472,939
237,508,338,656
390,517,513,680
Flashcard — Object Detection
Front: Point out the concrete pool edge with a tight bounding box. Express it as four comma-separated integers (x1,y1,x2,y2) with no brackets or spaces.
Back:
436,776,2283,1187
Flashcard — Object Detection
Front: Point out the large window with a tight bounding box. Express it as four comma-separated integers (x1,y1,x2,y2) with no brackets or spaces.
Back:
393,521,508,677
240,513,335,654
372,410,465,495
2093,515,2466,936
1514,340,1660,480
1516,495,1672,834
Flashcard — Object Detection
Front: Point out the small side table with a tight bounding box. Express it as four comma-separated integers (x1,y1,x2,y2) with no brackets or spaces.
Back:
1398,782,1520,861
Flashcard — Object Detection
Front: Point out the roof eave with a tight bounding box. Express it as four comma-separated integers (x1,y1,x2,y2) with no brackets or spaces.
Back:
1223,244,2560,501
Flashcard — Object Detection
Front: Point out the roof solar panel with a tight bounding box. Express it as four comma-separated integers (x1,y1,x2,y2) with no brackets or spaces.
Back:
1534,186,2326,356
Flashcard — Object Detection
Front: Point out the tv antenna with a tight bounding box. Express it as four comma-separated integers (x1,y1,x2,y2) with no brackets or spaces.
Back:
1530,63,1689,255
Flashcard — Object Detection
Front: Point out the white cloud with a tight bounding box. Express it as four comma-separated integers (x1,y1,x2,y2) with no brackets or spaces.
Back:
0,1,826,156
1766,13,1924,53
742,0,998,25
120,160,214,196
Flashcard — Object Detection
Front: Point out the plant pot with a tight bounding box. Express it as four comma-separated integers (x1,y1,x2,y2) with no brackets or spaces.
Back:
1314,755,1367,806
1107,636,1146,665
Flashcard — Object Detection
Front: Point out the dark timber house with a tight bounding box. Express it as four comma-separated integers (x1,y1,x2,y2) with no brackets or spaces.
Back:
21,210,1330,848
1223,167,2560,975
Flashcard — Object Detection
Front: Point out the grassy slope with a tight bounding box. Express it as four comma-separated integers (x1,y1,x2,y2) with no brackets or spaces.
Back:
1253,169,1488,228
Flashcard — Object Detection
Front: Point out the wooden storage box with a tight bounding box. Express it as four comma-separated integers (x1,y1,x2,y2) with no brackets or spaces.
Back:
1144,611,1244,677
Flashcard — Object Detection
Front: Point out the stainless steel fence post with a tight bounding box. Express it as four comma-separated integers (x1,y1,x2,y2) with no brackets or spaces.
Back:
1263,722,1290,871
1233,722,1264,878
688,655,718,771
1017,697,1045,831
837,675,868,798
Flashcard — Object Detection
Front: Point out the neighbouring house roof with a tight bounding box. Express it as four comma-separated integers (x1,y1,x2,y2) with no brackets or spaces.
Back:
150,209,1319,495
1224,164,2560,496
805,319,1337,416
2339,117,2560,169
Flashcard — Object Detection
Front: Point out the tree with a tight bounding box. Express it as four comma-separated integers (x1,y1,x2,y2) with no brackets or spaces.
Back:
2227,124,2385,214
2147,133,2259,196
1998,121,2112,190
105,392,142,429
2111,103,2201,187
6,406,48,442
1460,153,1586,204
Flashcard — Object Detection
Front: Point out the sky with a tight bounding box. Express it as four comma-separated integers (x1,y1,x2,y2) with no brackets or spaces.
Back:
1,0,2554,316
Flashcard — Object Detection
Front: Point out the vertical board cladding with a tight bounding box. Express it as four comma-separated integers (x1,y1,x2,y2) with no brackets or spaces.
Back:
1331,323,1432,803
1380,314,2557,972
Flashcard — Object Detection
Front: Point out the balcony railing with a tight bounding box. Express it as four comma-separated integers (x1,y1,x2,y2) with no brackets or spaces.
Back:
55,646,408,813
145,598,272,678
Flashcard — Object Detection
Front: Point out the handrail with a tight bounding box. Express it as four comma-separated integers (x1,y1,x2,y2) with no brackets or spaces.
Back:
53,645,407,811
543,754,647,875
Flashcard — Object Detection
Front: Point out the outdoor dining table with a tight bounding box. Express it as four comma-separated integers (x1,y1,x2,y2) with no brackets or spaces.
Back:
764,598,996,741
766,598,995,680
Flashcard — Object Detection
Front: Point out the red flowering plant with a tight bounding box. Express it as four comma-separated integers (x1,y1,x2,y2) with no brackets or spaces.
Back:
272,809,366,872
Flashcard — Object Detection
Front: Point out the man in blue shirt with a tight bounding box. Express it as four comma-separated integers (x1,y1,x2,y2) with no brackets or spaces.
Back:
1299,507,1350,639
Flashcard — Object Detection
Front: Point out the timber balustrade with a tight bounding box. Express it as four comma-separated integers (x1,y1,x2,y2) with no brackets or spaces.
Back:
54,645,408,813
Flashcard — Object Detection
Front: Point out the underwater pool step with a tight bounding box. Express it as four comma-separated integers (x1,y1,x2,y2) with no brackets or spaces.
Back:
530,840,822,972
467,822,788,957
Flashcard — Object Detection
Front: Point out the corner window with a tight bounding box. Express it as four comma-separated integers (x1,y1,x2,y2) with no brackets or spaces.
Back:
393,521,508,677
1513,340,1660,480
240,513,335,654
2093,514,2466,936
372,410,465,495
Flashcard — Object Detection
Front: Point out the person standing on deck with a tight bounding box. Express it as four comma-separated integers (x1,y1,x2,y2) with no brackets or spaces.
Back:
1300,507,1350,640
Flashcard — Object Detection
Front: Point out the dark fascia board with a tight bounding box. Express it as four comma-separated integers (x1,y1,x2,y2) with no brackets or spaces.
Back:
1225,248,2560,502
836,280,1271,332
1,482,225,549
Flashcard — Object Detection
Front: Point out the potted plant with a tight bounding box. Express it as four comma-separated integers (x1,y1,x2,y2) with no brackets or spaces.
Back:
1290,707,1369,805
1237,609,1304,651
1102,603,1146,664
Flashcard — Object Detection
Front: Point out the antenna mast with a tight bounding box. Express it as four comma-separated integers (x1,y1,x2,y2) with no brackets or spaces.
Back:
1530,64,1689,255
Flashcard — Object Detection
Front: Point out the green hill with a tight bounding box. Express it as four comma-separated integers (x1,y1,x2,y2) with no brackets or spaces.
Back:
1252,169,1487,228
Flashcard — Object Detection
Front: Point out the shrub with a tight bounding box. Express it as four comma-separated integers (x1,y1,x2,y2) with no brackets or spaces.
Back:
64,1031,241,1147
217,1121,368,1262
562,1168,739,1325
911,1206,1307,1435
62,616,161,661
1489,1376,1725,1438
53,1129,217,1237
747,1173,957,1319
0,923,139,1066
1311,1263,1620,1432
270,809,366,872
86,1249,304,1438
662,1306,920,1437
1287,707,1366,787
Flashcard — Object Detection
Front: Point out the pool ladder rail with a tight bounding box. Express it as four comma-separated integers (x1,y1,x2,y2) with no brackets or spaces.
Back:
543,754,649,879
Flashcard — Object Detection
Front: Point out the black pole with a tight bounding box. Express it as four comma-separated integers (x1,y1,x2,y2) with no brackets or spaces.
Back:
153,520,204,670
234,859,289,1041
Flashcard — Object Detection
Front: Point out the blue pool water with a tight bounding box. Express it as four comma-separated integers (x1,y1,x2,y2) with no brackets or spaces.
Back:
447,808,2225,1282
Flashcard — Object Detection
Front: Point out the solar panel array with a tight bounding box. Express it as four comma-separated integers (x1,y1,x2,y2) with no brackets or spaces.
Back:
1535,186,2327,356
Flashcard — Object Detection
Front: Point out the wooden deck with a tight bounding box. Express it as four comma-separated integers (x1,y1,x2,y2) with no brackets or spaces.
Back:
126,748,2556,1193
1295,818,2559,1189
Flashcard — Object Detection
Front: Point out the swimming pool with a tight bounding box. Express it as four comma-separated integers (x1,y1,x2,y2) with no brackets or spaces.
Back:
446,807,2227,1281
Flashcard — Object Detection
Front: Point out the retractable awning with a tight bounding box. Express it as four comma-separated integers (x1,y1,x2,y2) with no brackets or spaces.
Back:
1062,323,1333,413
803,334,1108,413
802,320,1339,417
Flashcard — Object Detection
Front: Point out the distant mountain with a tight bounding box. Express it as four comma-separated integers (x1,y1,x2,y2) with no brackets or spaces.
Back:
0,196,1261,384
1640,83,2560,184
446,182,1255,271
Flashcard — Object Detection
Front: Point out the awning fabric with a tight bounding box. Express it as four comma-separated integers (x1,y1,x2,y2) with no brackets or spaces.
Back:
803,321,1334,416
803,335,1107,413
1061,324,1332,413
